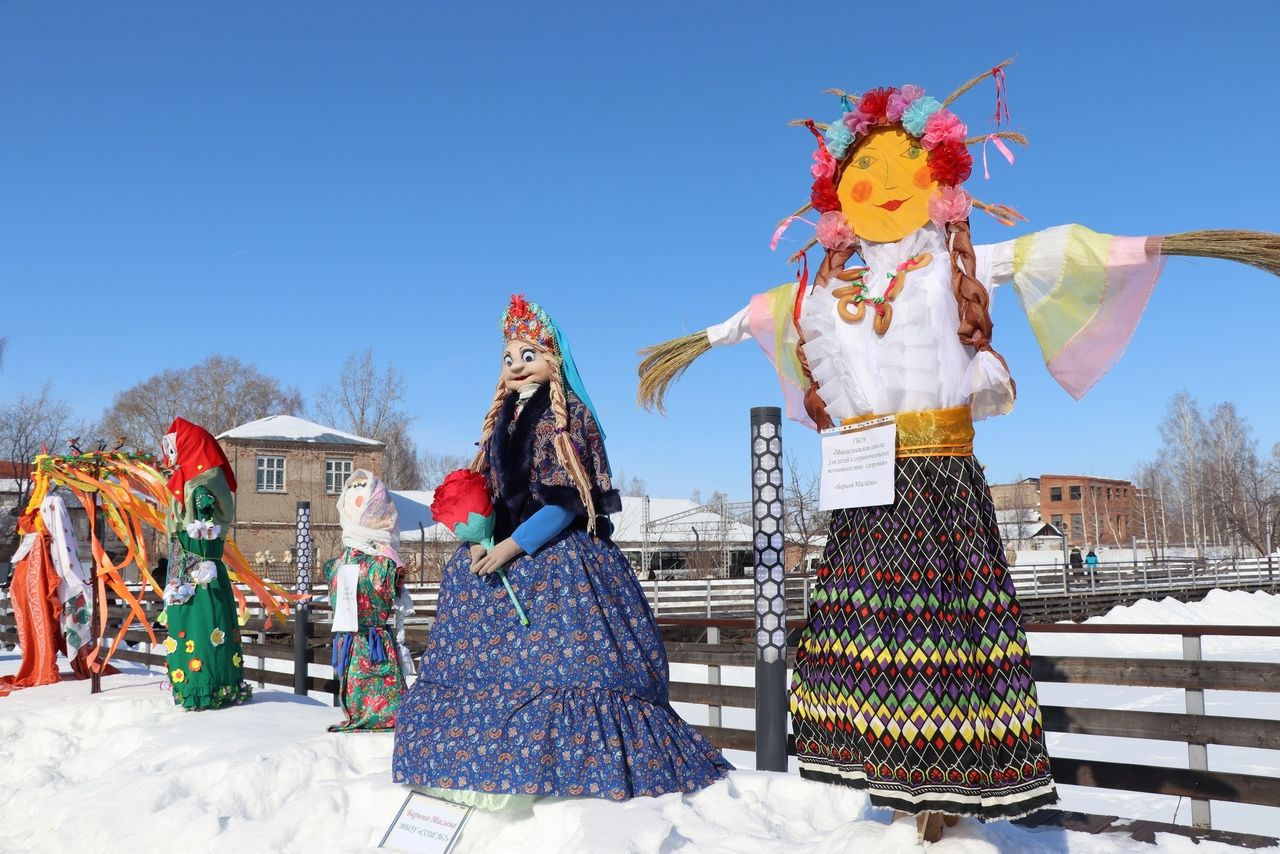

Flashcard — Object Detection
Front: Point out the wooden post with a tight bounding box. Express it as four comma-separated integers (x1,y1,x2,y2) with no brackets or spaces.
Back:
89,457,104,696
1183,634,1211,828
707,625,722,729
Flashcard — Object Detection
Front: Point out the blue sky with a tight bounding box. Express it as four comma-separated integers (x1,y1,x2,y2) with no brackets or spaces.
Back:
2,2,1278,499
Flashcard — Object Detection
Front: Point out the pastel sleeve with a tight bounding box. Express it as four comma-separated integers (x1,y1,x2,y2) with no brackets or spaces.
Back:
1007,224,1164,399
512,504,575,555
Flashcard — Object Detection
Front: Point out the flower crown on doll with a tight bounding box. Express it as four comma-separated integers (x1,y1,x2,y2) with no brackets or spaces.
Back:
501,294,559,354
777,60,1029,259
499,293,607,438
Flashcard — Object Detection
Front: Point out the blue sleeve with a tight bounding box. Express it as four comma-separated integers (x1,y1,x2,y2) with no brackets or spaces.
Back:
512,504,575,555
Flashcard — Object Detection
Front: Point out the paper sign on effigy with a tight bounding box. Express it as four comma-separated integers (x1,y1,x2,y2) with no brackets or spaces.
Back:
379,791,473,854
331,563,360,633
819,417,896,510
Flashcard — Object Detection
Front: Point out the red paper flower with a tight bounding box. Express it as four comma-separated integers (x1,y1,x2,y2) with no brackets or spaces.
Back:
928,140,973,186
856,87,894,124
430,469,493,529
810,177,841,213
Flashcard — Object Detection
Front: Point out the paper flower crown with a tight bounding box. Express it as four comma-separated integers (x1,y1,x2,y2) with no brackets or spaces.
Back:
501,294,559,354
783,61,1028,257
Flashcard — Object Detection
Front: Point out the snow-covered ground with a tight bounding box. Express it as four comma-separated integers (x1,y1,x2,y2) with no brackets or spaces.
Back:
2,591,1277,853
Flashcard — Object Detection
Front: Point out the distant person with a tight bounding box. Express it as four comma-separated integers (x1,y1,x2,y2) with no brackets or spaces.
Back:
1069,548,1083,571
1085,550,1099,573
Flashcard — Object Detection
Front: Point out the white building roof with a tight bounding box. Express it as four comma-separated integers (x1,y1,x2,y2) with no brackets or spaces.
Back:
217,415,382,446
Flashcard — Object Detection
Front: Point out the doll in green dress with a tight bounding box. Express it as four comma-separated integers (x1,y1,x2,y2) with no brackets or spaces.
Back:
324,468,408,732
160,417,251,710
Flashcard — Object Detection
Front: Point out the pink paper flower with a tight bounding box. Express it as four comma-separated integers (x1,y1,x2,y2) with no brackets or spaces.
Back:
816,210,856,250
921,109,967,151
810,147,836,180
842,110,873,138
886,84,924,122
929,186,972,226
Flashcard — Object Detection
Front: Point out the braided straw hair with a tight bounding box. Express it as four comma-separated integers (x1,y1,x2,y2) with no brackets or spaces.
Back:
472,347,600,534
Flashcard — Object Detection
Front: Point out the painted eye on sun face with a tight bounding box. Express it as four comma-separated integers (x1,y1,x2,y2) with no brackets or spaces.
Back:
852,155,875,170
903,146,922,160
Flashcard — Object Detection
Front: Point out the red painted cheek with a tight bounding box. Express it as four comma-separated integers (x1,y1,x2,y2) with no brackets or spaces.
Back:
355,496,365,508
912,166,933,189
849,180,872,203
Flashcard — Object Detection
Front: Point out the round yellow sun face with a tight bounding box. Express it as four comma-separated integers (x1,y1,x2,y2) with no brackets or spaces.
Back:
836,127,937,244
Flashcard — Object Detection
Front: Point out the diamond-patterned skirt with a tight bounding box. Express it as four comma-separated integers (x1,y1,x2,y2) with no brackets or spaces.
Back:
789,454,1057,820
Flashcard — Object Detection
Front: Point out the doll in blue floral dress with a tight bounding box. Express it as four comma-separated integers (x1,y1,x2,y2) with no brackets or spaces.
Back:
393,295,731,808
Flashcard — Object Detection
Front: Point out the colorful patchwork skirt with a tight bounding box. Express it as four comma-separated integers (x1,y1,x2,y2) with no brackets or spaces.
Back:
790,454,1057,819
392,529,732,802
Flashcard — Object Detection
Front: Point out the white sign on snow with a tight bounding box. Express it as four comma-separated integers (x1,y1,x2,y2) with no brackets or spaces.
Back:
379,791,473,854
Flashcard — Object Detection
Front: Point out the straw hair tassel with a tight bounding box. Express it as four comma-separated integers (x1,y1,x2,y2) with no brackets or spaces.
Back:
942,57,1015,109
1160,230,1280,277
637,331,713,414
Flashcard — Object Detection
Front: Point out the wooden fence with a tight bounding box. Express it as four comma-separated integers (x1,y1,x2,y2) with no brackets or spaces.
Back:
3,604,1278,833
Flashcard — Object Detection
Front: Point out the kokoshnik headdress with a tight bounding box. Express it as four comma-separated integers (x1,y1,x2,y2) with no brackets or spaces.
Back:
502,293,606,438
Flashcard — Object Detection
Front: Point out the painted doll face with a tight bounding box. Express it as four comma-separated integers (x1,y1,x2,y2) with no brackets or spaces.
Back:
161,432,178,468
837,127,937,243
502,338,553,392
340,472,371,522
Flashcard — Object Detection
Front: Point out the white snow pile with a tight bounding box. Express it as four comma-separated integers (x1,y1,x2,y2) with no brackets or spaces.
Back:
2,590,1278,853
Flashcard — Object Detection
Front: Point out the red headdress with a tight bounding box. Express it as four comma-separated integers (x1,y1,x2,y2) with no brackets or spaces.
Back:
164,417,237,507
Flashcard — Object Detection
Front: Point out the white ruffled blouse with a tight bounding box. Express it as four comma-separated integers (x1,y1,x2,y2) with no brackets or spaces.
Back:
709,223,1017,424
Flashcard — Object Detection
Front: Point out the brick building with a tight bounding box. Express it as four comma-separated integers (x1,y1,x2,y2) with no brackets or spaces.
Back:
216,416,384,562
1037,474,1139,548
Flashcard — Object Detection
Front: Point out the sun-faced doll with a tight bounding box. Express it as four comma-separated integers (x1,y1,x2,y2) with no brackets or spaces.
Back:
637,62,1279,841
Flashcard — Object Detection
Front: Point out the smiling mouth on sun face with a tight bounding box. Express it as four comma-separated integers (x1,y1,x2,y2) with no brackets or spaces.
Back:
876,197,911,212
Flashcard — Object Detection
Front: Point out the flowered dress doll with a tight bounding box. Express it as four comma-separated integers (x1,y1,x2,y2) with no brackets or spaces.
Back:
393,295,732,808
160,417,251,710
324,468,407,732
638,63,1278,839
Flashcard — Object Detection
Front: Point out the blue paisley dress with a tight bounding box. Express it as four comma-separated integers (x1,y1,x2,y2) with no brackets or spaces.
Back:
393,385,731,802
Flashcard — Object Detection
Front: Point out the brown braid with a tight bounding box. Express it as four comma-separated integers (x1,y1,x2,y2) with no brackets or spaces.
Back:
470,378,508,472
547,361,599,534
947,218,1014,391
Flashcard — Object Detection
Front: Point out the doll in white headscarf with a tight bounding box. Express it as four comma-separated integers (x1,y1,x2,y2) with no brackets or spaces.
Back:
324,468,407,732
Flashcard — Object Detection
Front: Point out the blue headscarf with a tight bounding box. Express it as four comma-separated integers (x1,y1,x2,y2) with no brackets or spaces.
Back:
549,315,605,441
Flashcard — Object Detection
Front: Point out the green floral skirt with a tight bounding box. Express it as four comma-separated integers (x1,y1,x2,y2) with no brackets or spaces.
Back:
163,560,251,710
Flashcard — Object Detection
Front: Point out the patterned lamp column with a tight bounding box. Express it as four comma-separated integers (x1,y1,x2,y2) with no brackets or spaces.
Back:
293,501,312,696
750,407,788,772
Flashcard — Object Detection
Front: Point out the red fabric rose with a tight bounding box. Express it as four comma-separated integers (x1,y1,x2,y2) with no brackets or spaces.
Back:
928,140,973,186
810,177,841,213
430,469,493,529
856,88,893,124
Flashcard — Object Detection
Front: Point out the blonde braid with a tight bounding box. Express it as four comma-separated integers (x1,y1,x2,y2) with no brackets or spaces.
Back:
547,363,599,534
470,378,508,472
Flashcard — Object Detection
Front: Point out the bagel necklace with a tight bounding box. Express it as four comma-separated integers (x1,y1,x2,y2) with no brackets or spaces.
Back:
831,251,933,335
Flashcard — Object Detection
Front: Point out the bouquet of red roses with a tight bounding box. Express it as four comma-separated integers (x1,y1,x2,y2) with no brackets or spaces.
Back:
431,469,528,626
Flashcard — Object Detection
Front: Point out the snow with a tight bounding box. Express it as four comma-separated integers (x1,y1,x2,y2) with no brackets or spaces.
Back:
1,591,1278,852
217,415,382,446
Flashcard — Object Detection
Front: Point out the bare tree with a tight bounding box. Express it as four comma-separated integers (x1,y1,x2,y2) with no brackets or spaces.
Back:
0,384,77,556
784,450,829,574
313,350,421,490
101,356,302,453
418,450,471,491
